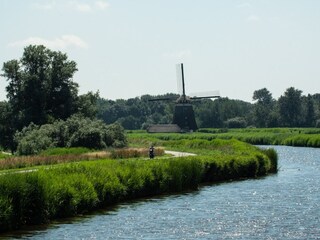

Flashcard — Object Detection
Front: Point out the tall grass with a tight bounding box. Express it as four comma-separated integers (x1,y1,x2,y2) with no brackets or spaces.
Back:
0,138,277,232
0,147,164,171
39,147,92,156
0,152,10,160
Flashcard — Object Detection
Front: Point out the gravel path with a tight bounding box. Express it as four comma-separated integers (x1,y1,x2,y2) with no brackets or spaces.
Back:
164,150,196,157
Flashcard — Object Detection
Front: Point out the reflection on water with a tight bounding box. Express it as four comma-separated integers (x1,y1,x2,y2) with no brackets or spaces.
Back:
2,146,320,239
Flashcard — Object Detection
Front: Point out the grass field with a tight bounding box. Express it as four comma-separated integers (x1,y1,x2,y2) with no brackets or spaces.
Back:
127,128,320,148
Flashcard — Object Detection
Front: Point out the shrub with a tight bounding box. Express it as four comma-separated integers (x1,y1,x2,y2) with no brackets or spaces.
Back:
225,117,247,128
14,116,128,155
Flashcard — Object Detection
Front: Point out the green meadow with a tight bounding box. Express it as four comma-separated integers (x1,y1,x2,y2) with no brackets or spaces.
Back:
128,128,320,148
0,133,277,232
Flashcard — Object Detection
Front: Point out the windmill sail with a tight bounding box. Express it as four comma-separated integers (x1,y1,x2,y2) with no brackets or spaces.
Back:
176,63,183,95
189,90,220,99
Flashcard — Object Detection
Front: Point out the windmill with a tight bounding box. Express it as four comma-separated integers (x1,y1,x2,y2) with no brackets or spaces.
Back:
148,63,220,132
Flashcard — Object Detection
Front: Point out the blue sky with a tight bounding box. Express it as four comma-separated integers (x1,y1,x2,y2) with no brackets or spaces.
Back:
1,0,320,102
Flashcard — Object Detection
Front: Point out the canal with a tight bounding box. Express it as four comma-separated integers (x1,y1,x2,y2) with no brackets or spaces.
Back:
3,146,320,239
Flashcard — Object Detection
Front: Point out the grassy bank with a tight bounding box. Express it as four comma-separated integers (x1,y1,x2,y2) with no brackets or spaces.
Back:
128,128,320,148
0,138,277,233
198,128,320,147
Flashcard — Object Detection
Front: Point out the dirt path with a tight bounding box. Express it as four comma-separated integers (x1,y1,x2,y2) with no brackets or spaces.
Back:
164,150,196,157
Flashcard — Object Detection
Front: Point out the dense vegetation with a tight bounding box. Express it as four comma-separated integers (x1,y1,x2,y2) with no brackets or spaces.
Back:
0,138,277,232
96,87,320,130
14,115,127,155
0,45,116,152
1,45,320,152
130,128,320,148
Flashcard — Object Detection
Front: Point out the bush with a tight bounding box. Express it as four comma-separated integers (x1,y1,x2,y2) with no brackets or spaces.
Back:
225,117,247,128
14,116,127,155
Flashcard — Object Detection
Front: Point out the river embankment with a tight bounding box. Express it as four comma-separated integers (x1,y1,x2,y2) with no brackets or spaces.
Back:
0,138,277,233
7,145,316,240
197,128,320,147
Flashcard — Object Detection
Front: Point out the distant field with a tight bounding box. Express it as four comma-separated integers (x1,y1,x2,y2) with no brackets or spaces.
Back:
127,128,320,148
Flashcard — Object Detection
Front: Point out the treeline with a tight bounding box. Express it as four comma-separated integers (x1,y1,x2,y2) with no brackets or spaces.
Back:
96,87,320,129
1,45,320,152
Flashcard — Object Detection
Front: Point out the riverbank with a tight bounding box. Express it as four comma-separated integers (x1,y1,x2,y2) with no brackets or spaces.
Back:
128,128,320,148
7,146,315,240
0,139,277,233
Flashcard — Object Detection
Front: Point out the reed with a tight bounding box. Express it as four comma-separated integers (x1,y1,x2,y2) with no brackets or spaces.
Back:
0,148,165,171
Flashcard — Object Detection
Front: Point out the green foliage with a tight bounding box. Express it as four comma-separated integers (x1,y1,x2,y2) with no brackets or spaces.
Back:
225,117,247,128
278,87,303,127
0,101,14,150
260,148,278,173
2,45,78,128
0,46,101,152
0,173,48,231
14,116,127,155
128,128,320,148
0,136,277,233
94,88,320,130
0,152,10,159
252,88,276,127
40,147,91,156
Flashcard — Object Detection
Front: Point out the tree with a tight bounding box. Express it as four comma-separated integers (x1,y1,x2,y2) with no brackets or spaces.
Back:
1,45,78,128
195,99,223,128
278,87,303,127
0,101,15,150
252,88,274,127
77,91,99,119
302,94,315,127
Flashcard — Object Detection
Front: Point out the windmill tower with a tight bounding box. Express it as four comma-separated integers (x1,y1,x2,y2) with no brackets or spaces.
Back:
148,63,220,133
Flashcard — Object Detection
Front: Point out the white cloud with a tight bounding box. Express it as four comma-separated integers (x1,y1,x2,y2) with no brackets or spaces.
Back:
237,2,253,9
247,15,260,22
8,35,88,50
95,1,110,10
75,3,92,12
33,1,109,12
33,2,56,10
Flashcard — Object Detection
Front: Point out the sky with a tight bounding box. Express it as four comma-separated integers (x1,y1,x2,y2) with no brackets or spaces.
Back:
1,0,320,102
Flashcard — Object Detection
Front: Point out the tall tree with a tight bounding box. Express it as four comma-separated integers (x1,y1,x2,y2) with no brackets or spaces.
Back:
46,50,79,120
252,88,274,127
1,45,78,128
1,45,79,151
278,87,303,127
303,94,315,127
0,101,15,150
